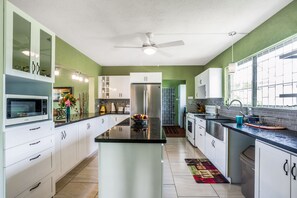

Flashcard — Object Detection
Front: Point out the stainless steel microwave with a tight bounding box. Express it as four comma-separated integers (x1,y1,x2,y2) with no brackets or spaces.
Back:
5,94,49,126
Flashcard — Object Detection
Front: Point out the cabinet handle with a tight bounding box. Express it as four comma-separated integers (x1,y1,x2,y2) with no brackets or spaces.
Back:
61,131,64,140
213,140,215,148
29,141,40,146
64,131,67,139
29,182,41,192
102,119,104,124
200,134,202,136
29,127,40,131
30,154,41,161
32,61,36,74
283,159,289,176
87,123,91,129
200,80,202,84
36,62,40,75
291,163,296,180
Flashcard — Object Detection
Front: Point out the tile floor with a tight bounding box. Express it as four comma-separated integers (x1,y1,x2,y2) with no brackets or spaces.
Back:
55,138,245,198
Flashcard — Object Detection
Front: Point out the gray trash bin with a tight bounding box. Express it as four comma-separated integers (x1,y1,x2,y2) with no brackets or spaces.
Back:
240,145,255,198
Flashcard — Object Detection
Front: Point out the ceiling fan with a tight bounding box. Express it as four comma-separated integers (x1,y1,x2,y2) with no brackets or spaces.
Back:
114,32,185,55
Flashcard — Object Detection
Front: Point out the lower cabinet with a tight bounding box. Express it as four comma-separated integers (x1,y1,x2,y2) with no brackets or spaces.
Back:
255,140,296,198
55,115,129,183
204,133,227,176
195,123,206,154
4,121,55,198
55,124,78,180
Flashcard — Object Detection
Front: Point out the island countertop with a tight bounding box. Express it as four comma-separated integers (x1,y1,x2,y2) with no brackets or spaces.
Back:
222,123,297,153
95,118,167,143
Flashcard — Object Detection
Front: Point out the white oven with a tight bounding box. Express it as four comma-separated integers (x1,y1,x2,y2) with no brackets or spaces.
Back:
186,113,196,146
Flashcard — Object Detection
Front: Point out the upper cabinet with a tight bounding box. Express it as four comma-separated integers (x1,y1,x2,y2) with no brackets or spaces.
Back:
98,76,130,99
5,2,55,83
130,72,162,83
195,68,222,99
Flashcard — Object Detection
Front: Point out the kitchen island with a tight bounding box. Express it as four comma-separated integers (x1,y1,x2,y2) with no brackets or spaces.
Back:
95,118,166,198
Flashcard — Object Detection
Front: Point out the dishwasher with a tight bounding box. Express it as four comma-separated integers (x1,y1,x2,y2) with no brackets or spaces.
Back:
205,119,234,177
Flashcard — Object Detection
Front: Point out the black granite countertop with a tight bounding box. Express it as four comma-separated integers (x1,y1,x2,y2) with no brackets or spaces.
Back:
222,123,297,153
54,112,130,128
95,118,167,144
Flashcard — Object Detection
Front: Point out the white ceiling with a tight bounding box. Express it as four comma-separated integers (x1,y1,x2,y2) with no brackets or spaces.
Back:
10,0,292,66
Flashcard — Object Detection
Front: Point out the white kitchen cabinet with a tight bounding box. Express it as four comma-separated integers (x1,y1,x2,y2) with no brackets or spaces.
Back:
5,2,55,83
291,155,297,198
108,114,129,128
204,132,227,176
195,68,222,99
6,147,54,198
195,118,206,154
98,76,130,99
78,121,88,161
205,133,216,163
55,124,78,178
109,76,130,99
255,140,296,198
130,72,162,83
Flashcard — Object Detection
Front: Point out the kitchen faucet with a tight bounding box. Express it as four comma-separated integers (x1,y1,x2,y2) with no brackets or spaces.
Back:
225,99,246,117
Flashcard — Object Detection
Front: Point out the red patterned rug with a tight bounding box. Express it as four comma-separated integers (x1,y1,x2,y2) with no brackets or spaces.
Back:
163,126,185,137
185,159,229,184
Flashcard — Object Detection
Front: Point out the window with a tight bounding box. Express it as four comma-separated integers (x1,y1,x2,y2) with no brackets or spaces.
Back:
229,58,253,106
229,34,297,108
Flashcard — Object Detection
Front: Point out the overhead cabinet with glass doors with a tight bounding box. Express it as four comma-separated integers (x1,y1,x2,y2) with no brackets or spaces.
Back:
5,2,55,83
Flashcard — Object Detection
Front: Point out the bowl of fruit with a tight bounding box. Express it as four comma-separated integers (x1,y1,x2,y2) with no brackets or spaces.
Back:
131,114,148,125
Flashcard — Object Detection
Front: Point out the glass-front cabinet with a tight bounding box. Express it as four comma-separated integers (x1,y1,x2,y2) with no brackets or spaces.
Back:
5,2,55,83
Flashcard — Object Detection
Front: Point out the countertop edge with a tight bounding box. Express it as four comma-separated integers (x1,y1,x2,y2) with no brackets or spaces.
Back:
222,123,297,154
54,113,130,128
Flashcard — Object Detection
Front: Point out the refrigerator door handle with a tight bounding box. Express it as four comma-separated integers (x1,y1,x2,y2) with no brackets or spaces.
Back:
146,89,149,115
143,89,146,115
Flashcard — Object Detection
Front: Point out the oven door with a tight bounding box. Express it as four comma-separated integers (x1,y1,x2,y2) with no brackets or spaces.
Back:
186,117,195,142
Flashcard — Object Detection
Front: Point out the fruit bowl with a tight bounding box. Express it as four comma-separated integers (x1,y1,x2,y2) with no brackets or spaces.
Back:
131,114,148,125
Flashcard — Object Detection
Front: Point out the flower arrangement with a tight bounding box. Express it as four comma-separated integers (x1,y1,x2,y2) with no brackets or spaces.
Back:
59,93,77,108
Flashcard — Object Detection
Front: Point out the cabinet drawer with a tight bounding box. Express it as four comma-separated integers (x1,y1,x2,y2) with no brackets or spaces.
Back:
6,147,54,198
5,135,54,167
16,174,54,198
5,121,53,149
196,118,206,128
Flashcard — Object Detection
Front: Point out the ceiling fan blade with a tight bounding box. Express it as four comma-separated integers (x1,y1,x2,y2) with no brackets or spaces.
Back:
156,40,184,48
114,46,142,48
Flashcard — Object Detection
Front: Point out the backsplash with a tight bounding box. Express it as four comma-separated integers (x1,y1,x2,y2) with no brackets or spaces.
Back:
97,99,130,113
219,106,297,131
187,98,224,112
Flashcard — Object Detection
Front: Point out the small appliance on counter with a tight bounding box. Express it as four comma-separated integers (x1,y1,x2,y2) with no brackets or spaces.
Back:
111,102,116,112
117,106,124,113
124,104,130,114
99,104,107,114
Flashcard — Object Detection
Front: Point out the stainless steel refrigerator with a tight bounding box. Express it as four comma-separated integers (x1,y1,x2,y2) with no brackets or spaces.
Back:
130,84,161,119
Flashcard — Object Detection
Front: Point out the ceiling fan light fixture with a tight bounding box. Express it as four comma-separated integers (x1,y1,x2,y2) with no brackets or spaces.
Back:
143,46,157,55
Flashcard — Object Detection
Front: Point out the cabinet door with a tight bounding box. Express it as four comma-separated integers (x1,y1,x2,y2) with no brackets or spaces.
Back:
119,76,130,99
78,121,88,161
194,76,199,99
214,139,226,176
130,72,161,83
195,125,205,154
291,155,297,198
109,76,120,99
98,76,110,99
255,141,290,198
6,2,34,79
34,26,55,83
208,68,222,98
204,133,215,163
60,124,78,176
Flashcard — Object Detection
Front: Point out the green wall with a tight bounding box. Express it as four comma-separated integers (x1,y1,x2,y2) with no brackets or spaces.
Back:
54,37,102,112
102,66,204,99
205,1,297,70
163,80,186,125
